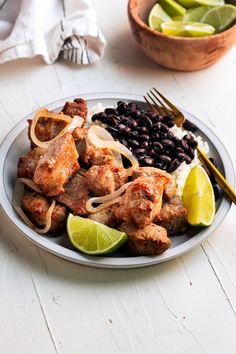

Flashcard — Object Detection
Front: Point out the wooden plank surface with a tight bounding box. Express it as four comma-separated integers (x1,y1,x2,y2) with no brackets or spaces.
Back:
0,0,236,353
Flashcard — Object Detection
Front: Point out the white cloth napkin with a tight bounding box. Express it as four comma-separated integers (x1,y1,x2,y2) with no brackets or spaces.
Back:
0,0,106,64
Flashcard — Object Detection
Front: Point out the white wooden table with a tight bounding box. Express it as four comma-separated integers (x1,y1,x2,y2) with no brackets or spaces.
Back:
0,1,236,353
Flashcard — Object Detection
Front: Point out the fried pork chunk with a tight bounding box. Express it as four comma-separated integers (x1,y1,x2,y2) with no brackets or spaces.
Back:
120,222,171,256
62,98,88,121
33,133,79,196
22,192,67,235
73,128,115,166
154,196,188,236
114,177,164,228
17,147,45,179
57,174,89,215
88,205,118,228
132,167,177,200
86,164,128,196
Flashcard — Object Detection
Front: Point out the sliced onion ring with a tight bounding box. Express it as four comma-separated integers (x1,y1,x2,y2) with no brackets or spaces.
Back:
88,125,139,175
30,109,84,149
17,177,42,193
12,179,55,234
86,181,132,213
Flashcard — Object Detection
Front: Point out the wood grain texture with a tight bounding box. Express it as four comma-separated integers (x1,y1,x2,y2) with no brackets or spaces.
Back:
0,0,236,353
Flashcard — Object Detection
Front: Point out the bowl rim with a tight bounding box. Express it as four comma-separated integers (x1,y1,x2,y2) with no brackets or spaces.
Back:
128,0,236,42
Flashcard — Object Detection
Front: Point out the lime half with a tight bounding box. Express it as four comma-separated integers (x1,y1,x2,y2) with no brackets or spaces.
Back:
182,165,215,226
159,0,187,17
184,6,211,22
148,4,171,31
161,20,215,37
67,214,127,255
201,4,236,33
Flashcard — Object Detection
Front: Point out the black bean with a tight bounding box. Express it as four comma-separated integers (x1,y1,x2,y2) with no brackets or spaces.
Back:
187,147,195,159
162,115,175,127
180,139,189,151
117,103,128,115
176,147,184,154
142,156,155,165
160,123,169,133
178,153,187,162
159,132,168,139
213,185,220,200
141,141,149,148
128,102,138,111
117,101,126,106
150,132,160,141
91,112,105,122
167,159,181,173
185,155,192,164
159,155,172,164
129,139,139,147
183,134,194,142
131,120,138,129
129,130,138,138
137,126,149,134
173,137,180,146
188,140,198,149
133,148,146,155
120,138,128,147
148,149,156,157
166,131,175,139
105,108,118,116
139,134,150,141
153,141,163,152
209,157,217,168
142,115,153,128
106,114,119,127
161,139,175,150
183,119,198,132
106,127,119,138
152,122,162,132
152,115,161,123
117,124,126,131
143,112,155,119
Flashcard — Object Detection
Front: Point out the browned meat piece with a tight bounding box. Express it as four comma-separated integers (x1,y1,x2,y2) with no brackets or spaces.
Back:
119,222,171,256
154,196,188,236
88,205,118,228
22,192,67,235
28,117,68,148
62,98,88,121
33,133,79,196
86,164,128,196
114,177,164,228
73,127,115,166
57,174,89,215
132,167,177,200
17,147,45,178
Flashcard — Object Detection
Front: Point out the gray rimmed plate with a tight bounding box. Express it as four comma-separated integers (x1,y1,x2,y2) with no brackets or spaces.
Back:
0,92,234,269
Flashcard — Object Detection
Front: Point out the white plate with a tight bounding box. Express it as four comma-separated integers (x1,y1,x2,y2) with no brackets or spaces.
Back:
0,92,234,269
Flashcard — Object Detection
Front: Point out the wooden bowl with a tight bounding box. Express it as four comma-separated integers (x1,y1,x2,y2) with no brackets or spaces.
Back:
128,0,236,71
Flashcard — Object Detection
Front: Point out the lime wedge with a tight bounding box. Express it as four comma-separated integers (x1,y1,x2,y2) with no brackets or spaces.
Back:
159,0,187,17
184,6,211,21
161,20,215,36
182,165,215,226
195,0,225,6
201,4,236,32
67,214,127,255
148,4,172,31
177,0,224,7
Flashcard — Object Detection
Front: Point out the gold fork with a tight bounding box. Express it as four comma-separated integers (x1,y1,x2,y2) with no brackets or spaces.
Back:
144,87,236,205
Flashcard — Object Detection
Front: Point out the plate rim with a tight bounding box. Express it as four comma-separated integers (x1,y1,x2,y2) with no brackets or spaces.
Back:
0,92,234,269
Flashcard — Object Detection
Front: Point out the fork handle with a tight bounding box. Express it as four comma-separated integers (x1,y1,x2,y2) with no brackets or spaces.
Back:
197,147,236,205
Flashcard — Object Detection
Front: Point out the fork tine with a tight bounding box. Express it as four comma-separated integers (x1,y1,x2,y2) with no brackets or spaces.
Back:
146,93,165,115
143,96,155,112
149,89,170,115
153,87,182,115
